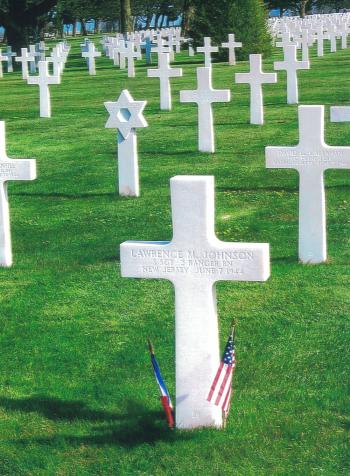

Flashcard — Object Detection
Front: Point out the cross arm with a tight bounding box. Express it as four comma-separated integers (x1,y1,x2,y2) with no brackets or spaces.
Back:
210,240,270,282
180,90,198,103
0,158,36,181
121,241,175,281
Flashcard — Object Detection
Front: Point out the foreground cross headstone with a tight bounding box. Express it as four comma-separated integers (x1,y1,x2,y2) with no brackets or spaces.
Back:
0,121,36,266
180,67,230,153
27,60,60,118
274,44,309,104
266,105,350,263
147,52,182,110
235,54,277,125
221,33,242,65
120,175,270,429
104,89,148,197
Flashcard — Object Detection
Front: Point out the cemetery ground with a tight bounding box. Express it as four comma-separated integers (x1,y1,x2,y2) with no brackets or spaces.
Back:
0,37,349,475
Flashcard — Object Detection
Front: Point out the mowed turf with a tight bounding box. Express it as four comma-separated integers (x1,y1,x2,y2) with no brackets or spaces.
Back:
0,35,348,475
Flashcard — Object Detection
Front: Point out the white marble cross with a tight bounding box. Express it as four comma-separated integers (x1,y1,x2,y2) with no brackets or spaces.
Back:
0,121,36,266
118,41,128,69
147,53,182,110
120,175,270,429
340,25,349,49
105,90,148,197
27,61,60,118
82,42,101,75
328,26,338,52
125,41,141,78
314,25,330,57
0,49,8,78
274,44,309,104
275,31,298,49
180,67,230,153
47,47,64,77
221,33,242,65
154,35,170,64
299,29,312,62
266,105,350,263
166,33,175,61
197,37,218,68
3,47,16,73
29,44,40,73
235,54,277,125
15,48,32,80
37,41,49,61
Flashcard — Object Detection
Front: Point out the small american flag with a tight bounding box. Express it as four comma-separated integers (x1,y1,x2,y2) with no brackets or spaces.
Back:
148,338,175,429
207,325,236,418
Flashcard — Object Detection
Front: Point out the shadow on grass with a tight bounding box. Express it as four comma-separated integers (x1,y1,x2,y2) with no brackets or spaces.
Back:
12,191,116,200
3,396,192,447
0,395,120,422
216,185,298,193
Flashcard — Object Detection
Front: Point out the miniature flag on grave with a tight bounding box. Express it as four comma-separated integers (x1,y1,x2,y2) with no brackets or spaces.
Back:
147,338,174,429
207,323,236,419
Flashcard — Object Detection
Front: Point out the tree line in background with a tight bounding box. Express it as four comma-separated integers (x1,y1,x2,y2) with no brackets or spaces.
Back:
0,0,349,54
265,0,350,17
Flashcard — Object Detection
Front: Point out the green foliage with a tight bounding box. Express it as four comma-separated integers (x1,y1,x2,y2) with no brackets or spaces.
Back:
231,0,272,59
0,36,348,473
188,0,272,61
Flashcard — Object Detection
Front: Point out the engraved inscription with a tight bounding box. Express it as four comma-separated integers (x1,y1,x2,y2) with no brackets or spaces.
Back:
272,150,347,167
0,162,19,179
130,248,255,276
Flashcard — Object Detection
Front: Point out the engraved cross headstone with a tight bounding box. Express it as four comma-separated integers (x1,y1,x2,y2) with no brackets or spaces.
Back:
104,89,148,197
147,52,182,110
15,48,32,80
0,49,8,78
28,45,41,73
274,44,309,104
47,47,64,77
82,42,101,75
180,66,230,153
197,37,218,68
221,33,242,66
266,105,350,263
27,60,61,118
235,54,277,125
314,25,330,57
0,121,36,266
120,175,270,429
3,46,16,73
125,41,141,78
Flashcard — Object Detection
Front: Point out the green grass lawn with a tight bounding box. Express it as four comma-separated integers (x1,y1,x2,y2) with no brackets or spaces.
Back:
0,36,348,475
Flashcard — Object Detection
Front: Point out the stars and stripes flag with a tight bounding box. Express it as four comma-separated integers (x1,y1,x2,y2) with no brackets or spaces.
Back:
207,324,236,419
147,338,175,429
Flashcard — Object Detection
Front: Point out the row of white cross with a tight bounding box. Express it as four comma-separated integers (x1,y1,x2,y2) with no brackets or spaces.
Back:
13,41,70,117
